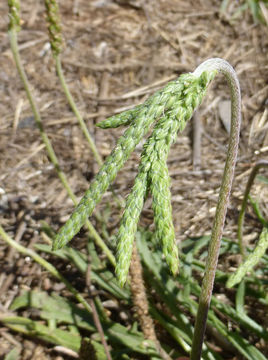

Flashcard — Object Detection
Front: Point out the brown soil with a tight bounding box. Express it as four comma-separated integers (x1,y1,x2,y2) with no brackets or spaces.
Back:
0,0,267,359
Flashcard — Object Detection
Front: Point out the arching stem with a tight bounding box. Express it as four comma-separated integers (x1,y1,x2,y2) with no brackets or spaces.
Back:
237,160,268,258
190,58,241,360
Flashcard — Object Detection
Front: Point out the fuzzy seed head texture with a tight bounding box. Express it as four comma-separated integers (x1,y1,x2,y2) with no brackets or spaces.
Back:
97,105,144,129
44,0,63,56
150,158,179,275
8,0,21,32
115,171,149,286
52,68,217,285
114,70,217,285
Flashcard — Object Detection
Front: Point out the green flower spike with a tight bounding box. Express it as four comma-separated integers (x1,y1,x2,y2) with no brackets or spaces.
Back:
150,158,178,275
8,0,21,32
115,171,149,286
44,0,63,56
115,71,217,285
96,105,144,129
52,66,217,286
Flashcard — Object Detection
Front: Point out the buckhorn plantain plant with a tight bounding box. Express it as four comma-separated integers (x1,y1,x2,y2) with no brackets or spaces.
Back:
52,54,241,357
8,1,242,357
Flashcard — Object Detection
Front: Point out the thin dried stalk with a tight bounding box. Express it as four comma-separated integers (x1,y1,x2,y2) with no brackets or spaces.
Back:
129,242,171,360
129,242,157,342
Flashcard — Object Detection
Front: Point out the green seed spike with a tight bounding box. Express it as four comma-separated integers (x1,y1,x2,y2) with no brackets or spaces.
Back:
114,71,217,285
226,227,268,288
52,105,150,251
52,69,216,255
150,158,178,275
96,105,143,129
8,0,21,32
44,0,63,56
115,171,149,286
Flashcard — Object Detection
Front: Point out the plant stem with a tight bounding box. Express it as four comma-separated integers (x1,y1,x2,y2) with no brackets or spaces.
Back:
237,160,268,258
8,28,115,267
190,58,241,360
55,55,103,167
0,225,92,315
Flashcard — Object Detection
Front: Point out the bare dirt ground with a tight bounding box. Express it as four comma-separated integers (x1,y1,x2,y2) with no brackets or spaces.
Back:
0,0,267,359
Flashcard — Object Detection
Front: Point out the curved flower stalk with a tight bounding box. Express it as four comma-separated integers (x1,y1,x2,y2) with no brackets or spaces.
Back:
190,58,241,360
237,160,268,258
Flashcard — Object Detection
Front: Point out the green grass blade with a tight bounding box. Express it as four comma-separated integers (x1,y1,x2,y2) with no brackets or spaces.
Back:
248,195,268,227
8,290,162,356
4,348,21,360
208,312,267,360
236,280,245,314
0,316,81,352
257,175,268,185
35,243,130,300
10,290,96,331
227,227,268,288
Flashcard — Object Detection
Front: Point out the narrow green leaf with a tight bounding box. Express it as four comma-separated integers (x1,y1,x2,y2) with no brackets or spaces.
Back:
248,195,268,227
7,290,161,356
4,348,21,360
227,227,268,288
256,175,268,185
35,243,130,300
209,313,267,360
236,280,246,314
0,316,81,352
10,290,95,331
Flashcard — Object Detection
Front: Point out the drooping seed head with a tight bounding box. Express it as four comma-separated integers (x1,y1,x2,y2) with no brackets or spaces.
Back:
53,69,217,254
